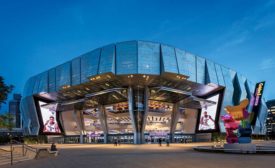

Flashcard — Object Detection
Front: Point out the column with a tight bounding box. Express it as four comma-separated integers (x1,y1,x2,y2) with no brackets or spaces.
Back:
128,86,149,144
128,87,137,144
170,102,180,142
98,105,108,144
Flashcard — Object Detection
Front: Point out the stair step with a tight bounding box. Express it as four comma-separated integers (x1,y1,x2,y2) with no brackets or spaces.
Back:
0,156,31,166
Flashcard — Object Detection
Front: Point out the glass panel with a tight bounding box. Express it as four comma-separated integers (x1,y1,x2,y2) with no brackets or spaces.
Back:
215,64,225,86
56,62,71,90
81,48,101,82
161,45,178,74
60,110,81,135
238,75,248,100
48,68,56,93
99,44,115,74
221,66,234,90
175,49,196,82
38,72,48,93
23,77,36,97
175,109,198,134
206,60,218,84
138,41,160,75
32,76,40,94
71,58,81,86
116,41,138,75
196,56,205,84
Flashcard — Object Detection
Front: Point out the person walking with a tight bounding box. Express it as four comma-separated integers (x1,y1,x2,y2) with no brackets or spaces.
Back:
166,139,170,147
158,138,162,146
118,139,121,146
114,139,117,146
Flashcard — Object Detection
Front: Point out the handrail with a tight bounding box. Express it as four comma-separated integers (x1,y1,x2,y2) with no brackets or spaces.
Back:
0,148,11,160
0,145,12,165
10,140,38,161
0,147,10,153
11,140,38,152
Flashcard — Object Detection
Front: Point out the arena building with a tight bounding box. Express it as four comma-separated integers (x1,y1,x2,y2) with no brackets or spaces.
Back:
20,40,268,144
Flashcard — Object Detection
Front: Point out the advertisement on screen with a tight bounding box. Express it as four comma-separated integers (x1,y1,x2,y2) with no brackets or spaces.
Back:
198,94,220,131
38,101,61,134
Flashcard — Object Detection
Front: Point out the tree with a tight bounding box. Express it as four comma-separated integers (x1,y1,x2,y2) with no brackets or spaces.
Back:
0,113,15,130
0,76,14,108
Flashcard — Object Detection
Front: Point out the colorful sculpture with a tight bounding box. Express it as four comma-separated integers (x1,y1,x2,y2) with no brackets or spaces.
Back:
222,99,252,144
224,99,249,120
221,114,239,143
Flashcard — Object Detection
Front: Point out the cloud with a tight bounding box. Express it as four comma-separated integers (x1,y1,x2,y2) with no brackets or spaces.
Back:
215,32,248,52
212,0,275,53
259,58,275,70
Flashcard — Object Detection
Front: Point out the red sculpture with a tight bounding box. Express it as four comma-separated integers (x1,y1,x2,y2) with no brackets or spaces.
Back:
221,114,239,144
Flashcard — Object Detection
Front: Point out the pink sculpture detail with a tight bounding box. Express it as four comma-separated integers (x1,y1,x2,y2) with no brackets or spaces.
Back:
221,114,239,144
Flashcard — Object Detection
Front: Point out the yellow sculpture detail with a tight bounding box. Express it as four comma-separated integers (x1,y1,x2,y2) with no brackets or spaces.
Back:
224,99,249,120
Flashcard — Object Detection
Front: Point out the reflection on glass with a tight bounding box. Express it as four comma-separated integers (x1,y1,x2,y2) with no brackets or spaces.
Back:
175,108,198,134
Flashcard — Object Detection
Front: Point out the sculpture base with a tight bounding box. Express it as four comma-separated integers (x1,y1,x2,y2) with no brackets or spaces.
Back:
224,143,256,153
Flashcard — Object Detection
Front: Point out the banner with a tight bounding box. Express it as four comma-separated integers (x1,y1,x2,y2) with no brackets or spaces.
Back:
251,81,265,125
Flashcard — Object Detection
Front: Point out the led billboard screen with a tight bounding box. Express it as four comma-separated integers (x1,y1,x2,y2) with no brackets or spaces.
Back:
38,101,61,134
198,94,220,131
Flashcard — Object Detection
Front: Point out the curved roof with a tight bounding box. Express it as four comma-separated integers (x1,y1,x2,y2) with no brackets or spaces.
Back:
22,40,254,99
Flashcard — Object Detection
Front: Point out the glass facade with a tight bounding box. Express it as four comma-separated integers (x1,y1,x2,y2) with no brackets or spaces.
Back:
32,76,40,94
175,109,198,134
205,60,218,84
38,72,48,93
116,41,138,74
161,44,179,74
196,56,206,84
175,49,196,82
238,74,248,101
81,49,101,82
48,68,56,93
71,58,81,86
56,62,71,89
99,44,115,74
215,64,225,86
138,41,160,75
23,77,36,97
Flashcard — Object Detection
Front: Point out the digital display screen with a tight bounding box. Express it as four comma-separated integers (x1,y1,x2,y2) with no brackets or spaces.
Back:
38,101,61,134
198,94,220,131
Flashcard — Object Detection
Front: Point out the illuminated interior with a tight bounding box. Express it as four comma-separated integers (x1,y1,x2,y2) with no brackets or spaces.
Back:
105,102,133,134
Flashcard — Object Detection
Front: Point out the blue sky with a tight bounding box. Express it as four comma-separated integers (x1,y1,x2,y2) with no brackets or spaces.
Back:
0,0,275,112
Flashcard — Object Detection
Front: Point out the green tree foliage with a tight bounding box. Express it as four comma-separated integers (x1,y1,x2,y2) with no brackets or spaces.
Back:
0,112,15,130
0,76,14,108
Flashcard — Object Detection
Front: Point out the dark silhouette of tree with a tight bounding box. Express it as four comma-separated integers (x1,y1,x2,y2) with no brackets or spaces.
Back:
0,76,14,108
0,76,14,130
0,113,14,130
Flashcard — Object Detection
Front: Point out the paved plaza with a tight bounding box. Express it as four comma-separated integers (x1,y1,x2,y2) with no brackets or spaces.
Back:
1,142,275,168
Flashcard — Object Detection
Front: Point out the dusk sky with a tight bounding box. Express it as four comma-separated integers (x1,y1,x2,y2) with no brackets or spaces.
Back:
0,0,275,112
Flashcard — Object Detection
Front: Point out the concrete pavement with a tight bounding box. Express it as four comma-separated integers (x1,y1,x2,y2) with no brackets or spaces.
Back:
1,143,275,168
